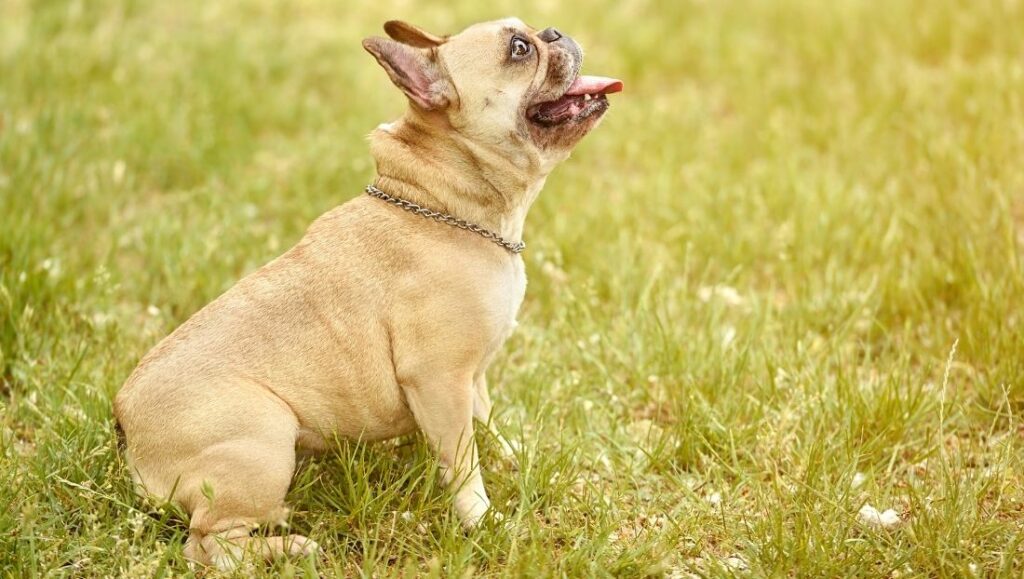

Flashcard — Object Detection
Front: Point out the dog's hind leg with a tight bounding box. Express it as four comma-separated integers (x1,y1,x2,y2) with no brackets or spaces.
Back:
179,409,320,570
121,381,319,570
179,427,320,569
184,517,319,571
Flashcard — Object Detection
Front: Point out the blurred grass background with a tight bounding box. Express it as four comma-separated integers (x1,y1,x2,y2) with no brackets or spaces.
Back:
1,0,1023,575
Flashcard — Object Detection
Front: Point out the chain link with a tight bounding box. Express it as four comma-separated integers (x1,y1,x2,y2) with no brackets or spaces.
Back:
365,185,526,254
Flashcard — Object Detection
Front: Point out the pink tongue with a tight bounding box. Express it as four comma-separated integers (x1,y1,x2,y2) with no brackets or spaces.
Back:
564,75,624,96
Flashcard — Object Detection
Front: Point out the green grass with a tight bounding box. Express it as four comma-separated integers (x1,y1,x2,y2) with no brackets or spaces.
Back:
2,0,1023,576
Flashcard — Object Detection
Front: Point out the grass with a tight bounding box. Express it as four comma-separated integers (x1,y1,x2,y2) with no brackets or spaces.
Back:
2,0,1023,576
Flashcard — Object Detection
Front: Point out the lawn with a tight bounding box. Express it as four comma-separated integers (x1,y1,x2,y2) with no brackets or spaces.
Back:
2,0,1023,576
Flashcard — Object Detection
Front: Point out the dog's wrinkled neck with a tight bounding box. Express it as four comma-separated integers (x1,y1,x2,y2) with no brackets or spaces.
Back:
369,113,548,244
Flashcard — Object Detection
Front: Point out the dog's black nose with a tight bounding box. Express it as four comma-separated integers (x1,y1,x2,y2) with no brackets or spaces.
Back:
538,27,562,43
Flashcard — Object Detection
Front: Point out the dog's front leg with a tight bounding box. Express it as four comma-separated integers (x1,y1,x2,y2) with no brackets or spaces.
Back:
473,374,519,461
403,373,492,528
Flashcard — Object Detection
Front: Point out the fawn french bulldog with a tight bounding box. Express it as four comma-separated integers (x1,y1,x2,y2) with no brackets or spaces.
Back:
114,17,621,569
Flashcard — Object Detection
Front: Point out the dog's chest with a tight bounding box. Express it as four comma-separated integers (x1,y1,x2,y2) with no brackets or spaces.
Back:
483,261,527,358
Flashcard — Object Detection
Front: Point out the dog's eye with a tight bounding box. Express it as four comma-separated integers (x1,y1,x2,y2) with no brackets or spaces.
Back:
510,36,532,59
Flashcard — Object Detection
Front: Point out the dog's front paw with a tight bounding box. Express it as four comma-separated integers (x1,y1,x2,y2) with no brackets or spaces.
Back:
462,505,508,531
455,495,492,529
496,435,522,470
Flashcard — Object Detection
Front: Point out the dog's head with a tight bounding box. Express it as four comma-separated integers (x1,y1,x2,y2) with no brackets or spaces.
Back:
363,18,622,169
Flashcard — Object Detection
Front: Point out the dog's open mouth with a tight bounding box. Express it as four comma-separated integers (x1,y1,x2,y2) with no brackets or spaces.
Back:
527,75,623,126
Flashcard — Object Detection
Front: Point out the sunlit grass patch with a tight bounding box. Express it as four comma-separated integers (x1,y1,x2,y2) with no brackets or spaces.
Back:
2,0,1022,575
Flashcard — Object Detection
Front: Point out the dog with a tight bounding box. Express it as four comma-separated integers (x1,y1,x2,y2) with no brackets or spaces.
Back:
114,17,621,569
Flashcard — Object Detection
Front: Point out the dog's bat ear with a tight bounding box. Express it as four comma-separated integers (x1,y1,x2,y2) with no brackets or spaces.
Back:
362,37,452,111
383,20,446,48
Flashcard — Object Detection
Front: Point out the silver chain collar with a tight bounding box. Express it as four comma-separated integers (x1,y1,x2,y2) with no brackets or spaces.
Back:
365,185,526,255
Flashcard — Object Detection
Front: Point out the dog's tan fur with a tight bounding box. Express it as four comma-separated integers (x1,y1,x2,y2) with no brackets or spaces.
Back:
114,17,612,569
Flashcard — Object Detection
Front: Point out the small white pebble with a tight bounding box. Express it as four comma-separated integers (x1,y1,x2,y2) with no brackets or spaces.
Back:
851,472,867,489
724,556,748,570
878,509,901,527
858,504,901,528
707,492,722,506
147,305,161,317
